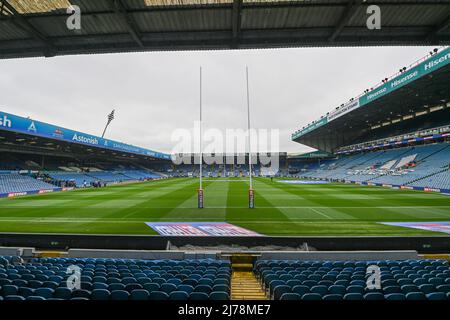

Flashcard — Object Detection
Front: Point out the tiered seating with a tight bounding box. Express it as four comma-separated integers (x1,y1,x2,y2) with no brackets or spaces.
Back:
255,259,450,301
0,174,56,194
85,171,131,183
120,170,161,180
0,257,231,301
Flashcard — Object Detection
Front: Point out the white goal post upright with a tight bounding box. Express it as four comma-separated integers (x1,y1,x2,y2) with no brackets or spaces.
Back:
198,66,204,209
246,66,255,209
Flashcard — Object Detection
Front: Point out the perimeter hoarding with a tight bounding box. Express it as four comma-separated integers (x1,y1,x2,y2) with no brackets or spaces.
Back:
0,111,170,160
380,222,450,235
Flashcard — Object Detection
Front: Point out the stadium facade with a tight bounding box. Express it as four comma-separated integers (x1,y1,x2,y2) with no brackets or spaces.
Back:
291,47,450,194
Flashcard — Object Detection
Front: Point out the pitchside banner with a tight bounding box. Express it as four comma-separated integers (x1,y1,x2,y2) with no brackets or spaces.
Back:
0,110,170,160
381,222,450,235
146,222,262,236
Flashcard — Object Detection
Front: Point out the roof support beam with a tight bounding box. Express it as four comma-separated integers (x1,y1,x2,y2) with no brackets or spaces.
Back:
111,0,144,48
328,0,362,42
0,0,55,56
426,14,450,40
231,0,243,49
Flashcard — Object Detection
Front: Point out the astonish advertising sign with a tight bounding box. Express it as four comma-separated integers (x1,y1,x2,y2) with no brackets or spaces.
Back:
146,222,262,237
0,111,170,160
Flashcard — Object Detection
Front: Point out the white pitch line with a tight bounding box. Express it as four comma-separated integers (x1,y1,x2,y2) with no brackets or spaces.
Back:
310,208,332,219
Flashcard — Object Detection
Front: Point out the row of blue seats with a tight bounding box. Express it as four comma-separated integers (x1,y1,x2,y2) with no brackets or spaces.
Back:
255,259,450,301
279,291,450,300
0,257,231,301
32,257,230,267
0,287,229,300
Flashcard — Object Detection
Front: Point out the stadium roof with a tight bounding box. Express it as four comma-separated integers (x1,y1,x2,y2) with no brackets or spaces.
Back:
292,46,450,152
0,0,449,59
0,110,171,160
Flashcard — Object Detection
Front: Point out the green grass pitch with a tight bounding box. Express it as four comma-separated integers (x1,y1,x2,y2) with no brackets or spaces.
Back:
0,177,450,236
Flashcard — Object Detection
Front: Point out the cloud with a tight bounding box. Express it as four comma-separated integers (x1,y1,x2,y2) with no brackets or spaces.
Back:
0,46,436,154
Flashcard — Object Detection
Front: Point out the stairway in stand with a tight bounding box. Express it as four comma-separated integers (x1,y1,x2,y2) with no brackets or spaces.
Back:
230,254,267,300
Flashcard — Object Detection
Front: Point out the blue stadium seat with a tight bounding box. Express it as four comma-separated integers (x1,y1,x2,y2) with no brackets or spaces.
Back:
273,285,291,300
54,287,72,299
18,287,35,298
328,285,346,295
177,284,194,294
383,286,402,294
280,293,300,300
5,295,26,300
343,293,364,300
436,284,450,293
194,285,212,294
426,292,447,300
291,285,309,296
168,291,189,300
149,291,169,300
35,288,54,299
209,291,229,300
27,296,46,300
130,289,149,301
110,290,130,300
385,293,406,301
310,285,328,296
91,289,110,300
160,283,177,294
189,292,209,300
405,292,426,300
72,289,91,299
322,294,343,300
301,293,322,300
364,292,384,300
418,284,435,294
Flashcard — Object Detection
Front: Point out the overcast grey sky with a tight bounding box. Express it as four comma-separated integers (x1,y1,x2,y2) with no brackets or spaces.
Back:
0,46,436,154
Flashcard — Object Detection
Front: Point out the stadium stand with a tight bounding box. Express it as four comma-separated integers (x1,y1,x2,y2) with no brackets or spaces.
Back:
255,259,450,301
0,174,57,195
0,257,231,301
301,142,450,191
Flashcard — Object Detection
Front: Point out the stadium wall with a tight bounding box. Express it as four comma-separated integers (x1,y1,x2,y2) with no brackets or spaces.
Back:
1,233,449,253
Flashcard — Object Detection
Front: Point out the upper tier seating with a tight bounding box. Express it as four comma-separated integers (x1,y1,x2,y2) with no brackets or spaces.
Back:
0,257,231,301
0,174,56,194
255,259,450,301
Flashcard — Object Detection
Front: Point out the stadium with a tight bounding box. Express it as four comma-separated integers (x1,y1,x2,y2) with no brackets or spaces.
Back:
0,0,450,309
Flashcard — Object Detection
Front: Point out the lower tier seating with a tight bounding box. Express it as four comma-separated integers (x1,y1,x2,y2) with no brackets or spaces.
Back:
255,259,450,300
0,257,231,300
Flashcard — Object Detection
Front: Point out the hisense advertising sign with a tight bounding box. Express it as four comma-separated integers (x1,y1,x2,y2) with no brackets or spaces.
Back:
293,47,450,140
